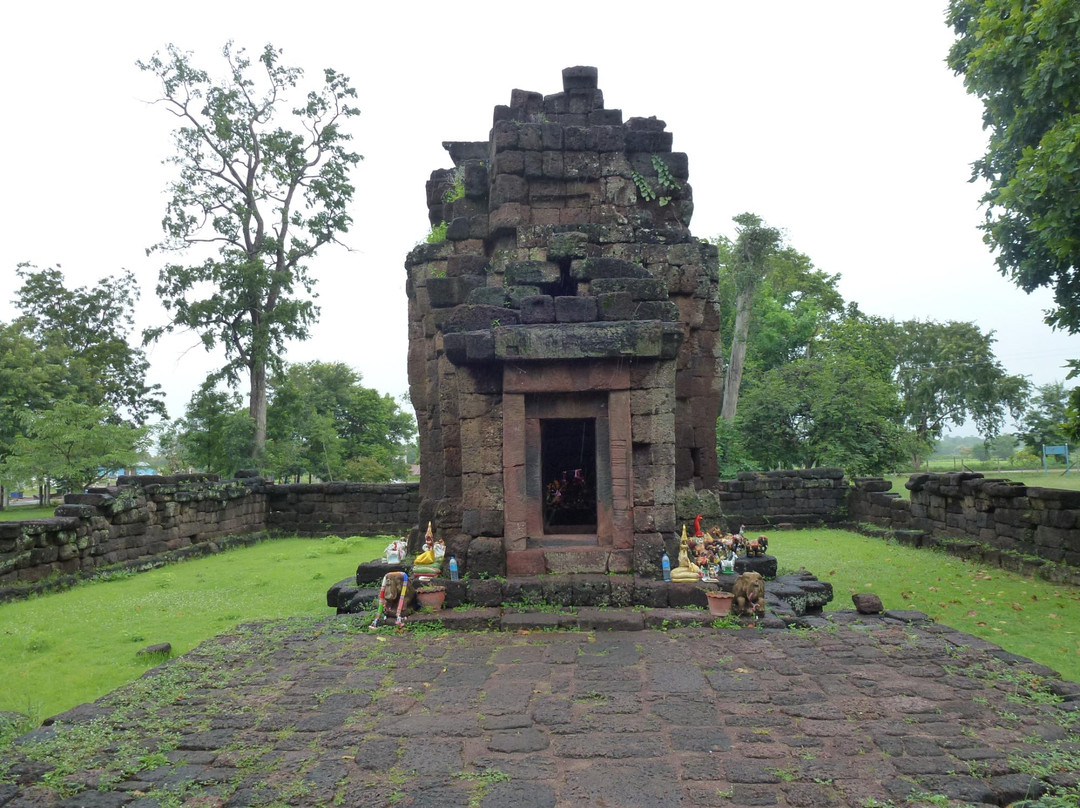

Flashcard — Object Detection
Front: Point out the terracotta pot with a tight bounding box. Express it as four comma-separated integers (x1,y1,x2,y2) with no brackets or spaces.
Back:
706,591,734,618
416,588,446,611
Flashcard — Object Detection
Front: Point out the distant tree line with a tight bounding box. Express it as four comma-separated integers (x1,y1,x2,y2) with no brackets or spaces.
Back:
159,362,415,483
711,214,1070,477
0,265,414,504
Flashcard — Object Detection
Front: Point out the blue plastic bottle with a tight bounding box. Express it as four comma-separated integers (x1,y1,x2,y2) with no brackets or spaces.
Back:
661,552,671,582
448,556,459,581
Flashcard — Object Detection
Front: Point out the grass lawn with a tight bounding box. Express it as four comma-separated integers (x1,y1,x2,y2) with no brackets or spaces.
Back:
0,535,386,725
0,505,57,522
882,470,1080,500
1,528,1078,737
778,529,1080,683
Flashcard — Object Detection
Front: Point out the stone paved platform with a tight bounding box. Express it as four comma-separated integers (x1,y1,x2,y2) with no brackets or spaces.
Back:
2,611,1079,807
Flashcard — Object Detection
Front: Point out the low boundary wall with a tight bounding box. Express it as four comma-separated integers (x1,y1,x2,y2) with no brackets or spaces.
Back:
0,475,418,593
850,472,1080,583
3,469,1078,595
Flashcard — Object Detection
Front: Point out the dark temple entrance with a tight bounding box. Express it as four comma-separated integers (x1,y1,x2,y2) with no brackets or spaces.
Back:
541,418,597,534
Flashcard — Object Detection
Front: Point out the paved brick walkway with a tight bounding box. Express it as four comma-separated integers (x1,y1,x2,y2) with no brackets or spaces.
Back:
1,611,1078,807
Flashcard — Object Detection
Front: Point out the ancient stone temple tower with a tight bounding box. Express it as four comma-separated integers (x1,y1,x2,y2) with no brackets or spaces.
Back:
405,66,721,577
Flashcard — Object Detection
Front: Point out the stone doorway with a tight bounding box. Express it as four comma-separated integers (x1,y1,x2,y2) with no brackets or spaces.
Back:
503,362,633,559
540,417,598,535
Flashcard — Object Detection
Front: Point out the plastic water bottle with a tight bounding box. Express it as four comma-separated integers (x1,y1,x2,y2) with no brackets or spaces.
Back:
448,556,459,581
661,552,671,582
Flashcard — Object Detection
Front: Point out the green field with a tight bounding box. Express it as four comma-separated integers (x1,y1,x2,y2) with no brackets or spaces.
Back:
881,470,1080,500
1,529,1078,739
0,505,56,522
0,535,385,727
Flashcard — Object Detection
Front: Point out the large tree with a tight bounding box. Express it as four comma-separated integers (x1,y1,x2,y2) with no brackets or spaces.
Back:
947,1,1080,333
175,363,415,482
893,319,1029,461
736,354,908,475
266,362,415,482
174,380,255,478
718,212,782,421
139,43,362,460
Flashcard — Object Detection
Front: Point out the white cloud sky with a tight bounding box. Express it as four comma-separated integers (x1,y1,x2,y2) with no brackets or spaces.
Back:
1,1,1076,430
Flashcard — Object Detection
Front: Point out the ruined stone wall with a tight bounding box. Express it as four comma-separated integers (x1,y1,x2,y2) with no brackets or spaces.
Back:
849,473,1080,573
405,66,722,575
0,476,419,593
264,482,419,537
715,469,851,527
0,475,266,588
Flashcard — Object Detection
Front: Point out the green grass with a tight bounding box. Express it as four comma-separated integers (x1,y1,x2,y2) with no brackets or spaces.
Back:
0,505,56,521
0,535,386,723
882,471,1080,500
778,529,1080,682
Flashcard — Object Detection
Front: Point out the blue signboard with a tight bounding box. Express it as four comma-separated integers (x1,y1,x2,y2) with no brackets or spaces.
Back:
1042,444,1071,474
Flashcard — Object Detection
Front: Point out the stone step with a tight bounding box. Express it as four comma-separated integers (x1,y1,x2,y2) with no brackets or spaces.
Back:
507,545,631,575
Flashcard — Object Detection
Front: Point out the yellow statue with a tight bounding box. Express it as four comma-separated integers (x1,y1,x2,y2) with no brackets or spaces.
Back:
415,522,437,565
670,525,702,581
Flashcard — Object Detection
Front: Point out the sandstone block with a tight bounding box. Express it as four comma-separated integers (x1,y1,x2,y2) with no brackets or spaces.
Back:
554,296,597,323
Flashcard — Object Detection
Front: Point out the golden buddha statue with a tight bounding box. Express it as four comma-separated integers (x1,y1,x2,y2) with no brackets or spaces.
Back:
670,524,702,582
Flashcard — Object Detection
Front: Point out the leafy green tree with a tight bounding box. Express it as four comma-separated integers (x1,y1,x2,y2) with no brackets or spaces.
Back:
736,355,908,475
13,263,165,424
947,1,1080,334
1017,381,1073,455
154,421,194,475
977,433,1019,462
718,212,782,421
893,320,1029,460
0,323,68,505
139,43,362,459
0,401,149,495
266,362,415,482
178,380,255,477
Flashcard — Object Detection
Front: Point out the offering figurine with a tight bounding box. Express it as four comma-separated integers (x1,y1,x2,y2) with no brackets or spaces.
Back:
412,522,445,578
383,538,407,564
370,571,415,628
732,571,766,617
745,534,769,557
670,525,703,581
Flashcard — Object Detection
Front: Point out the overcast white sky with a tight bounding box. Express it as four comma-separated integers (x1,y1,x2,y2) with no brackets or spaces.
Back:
2,1,1077,430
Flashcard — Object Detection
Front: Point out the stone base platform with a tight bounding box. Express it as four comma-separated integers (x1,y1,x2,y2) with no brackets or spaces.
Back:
326,570,832,625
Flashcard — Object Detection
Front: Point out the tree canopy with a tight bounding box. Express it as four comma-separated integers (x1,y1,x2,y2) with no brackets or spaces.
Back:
947,0,1080,333
139,42,362,459
1017,380,1074,454
736,354,908,475
892,319,1029,453
1,266,163,503
712,223,1028,475
168,362,415,482
717,212,782,421
14,263,165,424
266,361,415,482
0,401,148,494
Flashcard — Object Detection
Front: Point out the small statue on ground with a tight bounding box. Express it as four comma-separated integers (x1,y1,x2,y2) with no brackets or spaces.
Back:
745,534,769,557
370,571,416,628
412,522,446,578
383,538,407,564
731,571,766,618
